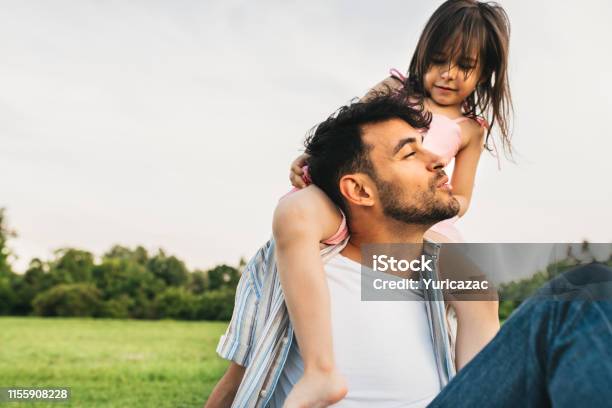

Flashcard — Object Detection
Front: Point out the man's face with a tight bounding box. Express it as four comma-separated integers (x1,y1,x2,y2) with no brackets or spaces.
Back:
362,119,460,225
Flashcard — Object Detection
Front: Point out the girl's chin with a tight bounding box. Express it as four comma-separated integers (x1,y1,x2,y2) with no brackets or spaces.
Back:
430,92,457,106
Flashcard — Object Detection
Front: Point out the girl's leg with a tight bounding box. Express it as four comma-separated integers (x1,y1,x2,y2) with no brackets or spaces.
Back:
274,204,348,407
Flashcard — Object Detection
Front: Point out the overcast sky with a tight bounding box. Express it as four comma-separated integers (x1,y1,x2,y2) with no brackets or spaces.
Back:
1,0,611,272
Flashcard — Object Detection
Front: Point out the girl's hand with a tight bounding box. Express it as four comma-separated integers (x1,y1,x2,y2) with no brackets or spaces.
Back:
289,153,310,188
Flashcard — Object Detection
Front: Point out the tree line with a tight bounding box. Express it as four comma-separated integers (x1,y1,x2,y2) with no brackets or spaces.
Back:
2,209,609,322
0,209,240,321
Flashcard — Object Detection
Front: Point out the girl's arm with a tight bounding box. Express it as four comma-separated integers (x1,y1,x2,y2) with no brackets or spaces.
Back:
451,121,486,217
447,121,500,369
272,185,344,374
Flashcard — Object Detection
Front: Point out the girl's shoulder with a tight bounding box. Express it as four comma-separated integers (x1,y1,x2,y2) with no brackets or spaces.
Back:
457,115,489,130
455,115,487,148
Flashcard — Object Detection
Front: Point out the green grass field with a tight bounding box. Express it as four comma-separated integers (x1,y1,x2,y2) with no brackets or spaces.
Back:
0,317,230,407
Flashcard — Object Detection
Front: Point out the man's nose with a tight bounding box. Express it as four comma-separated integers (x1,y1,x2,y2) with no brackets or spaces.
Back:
424,149,446,172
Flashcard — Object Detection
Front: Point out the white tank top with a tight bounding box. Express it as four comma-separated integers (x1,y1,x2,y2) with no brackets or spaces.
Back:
326,254,441,407
271,254,441,407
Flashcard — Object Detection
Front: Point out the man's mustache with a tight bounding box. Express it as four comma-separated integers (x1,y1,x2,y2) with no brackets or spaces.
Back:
429,171,448,190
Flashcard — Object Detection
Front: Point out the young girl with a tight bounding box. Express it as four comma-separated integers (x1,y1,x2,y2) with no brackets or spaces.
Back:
273,1,512,406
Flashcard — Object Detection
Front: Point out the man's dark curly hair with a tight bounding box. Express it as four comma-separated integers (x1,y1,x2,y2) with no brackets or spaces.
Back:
304,91,431,217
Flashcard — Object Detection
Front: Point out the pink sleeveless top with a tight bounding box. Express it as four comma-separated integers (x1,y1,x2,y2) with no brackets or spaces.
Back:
424,113,463,166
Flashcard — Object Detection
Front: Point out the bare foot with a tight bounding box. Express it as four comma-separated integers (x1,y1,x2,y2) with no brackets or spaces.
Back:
283,369,347,408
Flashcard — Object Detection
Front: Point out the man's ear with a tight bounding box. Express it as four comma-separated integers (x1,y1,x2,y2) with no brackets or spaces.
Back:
339,174,376,208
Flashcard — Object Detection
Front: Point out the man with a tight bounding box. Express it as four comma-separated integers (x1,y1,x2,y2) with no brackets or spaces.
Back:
206,95,612,407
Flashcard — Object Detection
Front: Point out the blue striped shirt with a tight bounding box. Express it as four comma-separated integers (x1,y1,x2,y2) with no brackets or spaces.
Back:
216,236,456,407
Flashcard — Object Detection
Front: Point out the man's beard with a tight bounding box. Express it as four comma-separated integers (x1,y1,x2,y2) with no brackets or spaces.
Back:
375,174,460,225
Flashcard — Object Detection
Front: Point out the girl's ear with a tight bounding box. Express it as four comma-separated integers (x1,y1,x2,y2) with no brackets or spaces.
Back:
339,174,376,208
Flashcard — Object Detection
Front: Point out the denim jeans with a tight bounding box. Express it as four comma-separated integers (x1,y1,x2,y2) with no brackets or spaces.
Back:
428,263,612,408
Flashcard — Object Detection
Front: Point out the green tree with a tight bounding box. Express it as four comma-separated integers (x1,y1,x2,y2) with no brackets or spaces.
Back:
92,257,165,318
0,276,17,314
195,288,236,320
8,259,54,316
0,208,18,314
24,259,53,291
32,283,102,317
147,250,189,287
206,265,240,290
103,245,148,265
0,208,16,277
154,287,197,320
48,249,95,285
188,270,208,294
99,294,133,319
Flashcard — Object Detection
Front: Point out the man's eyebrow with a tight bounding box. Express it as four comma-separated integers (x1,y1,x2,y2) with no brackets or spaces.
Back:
392,137,417,155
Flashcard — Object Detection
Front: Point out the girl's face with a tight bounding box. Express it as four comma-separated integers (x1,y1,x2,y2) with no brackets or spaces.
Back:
423,52,482,107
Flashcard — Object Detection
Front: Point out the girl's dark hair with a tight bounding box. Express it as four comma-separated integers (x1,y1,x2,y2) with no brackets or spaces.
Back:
408,0,513,155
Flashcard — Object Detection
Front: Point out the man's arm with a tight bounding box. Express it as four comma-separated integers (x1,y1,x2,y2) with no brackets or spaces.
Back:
206,241,270,407
204,362,246,408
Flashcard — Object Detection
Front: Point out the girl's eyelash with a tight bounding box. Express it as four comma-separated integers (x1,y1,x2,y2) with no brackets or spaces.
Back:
403,152,416,159
430,57,476,70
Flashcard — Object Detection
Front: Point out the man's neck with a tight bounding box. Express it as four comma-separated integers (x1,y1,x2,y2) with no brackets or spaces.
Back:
340,219,429,266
